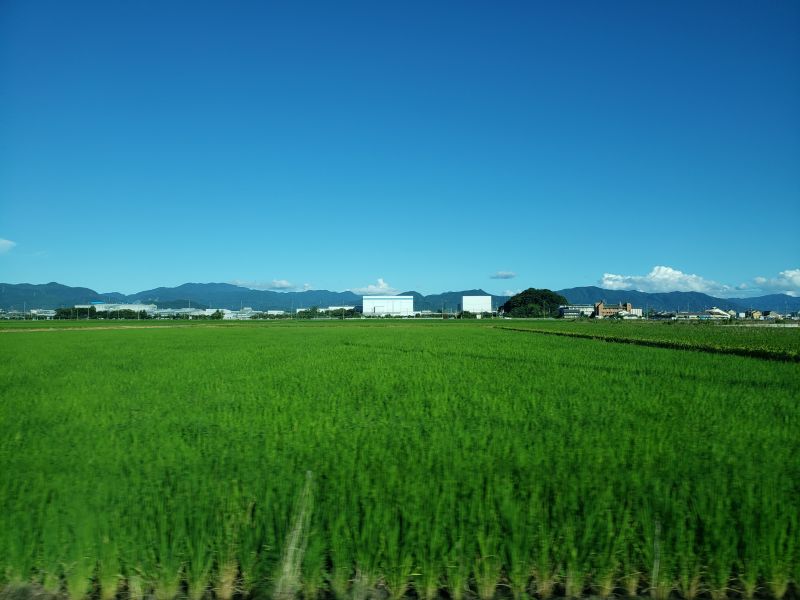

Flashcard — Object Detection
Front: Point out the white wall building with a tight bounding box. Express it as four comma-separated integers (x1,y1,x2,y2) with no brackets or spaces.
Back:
362,296,414,317
224,308,255,320
462,296,492,314
295,305,356,314
154,308,208,318
93,303,157,314
559,304,594,318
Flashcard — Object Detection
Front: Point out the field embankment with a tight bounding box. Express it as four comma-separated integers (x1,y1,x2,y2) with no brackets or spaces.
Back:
497,320,800,361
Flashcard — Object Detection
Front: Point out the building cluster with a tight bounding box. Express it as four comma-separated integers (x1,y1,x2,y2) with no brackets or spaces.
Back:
559,302,644,319
360,295,495,318
80,303,280,320
0,302,279,321
6,295,498,320
558,301,798,321
6,295,796,321
651,308,793,321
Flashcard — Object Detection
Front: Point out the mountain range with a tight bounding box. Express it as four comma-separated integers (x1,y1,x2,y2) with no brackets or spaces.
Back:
1,282,799,313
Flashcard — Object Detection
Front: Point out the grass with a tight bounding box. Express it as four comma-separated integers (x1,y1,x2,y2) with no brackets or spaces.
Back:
496,319,800,360
0,319,187,329
0,321,798,599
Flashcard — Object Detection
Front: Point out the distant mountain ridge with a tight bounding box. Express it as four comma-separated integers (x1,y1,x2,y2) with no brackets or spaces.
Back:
0,282,127,310
1,282,798,313
128,282,364,311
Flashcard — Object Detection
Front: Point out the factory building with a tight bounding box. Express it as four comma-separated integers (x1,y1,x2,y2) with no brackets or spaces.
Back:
362,295,414,317
462,295,492,315
294,305,356,314
75,302,157,314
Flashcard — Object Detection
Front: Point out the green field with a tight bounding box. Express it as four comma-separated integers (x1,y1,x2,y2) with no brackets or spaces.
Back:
496,320,800,361
1,321,798,600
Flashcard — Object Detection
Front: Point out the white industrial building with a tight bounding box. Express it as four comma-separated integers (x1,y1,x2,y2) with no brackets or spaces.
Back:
704,307,732,320
323,305,355,312
78,302,157,314
153,308,207,318
559,304,595,319
294,306,355,315
223,308,256,320
362,296,414,317
462,295,492,315
295,305,356,314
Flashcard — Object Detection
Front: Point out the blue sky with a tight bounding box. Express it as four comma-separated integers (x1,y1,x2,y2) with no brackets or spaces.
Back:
1,1,798,297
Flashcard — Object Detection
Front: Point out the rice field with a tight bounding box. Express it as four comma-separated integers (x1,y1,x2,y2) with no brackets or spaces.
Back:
1,321,798,600
496,320,800,360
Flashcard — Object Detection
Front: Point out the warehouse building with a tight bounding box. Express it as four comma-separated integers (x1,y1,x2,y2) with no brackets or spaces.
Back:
90,302,157,314
462,295,492,316
362,295,414,317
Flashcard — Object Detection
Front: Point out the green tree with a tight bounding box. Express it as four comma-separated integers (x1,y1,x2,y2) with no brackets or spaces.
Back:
500,288,568,318
296,307,321,319
55,306,97,319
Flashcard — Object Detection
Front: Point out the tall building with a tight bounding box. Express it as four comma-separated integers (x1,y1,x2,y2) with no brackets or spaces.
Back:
462,296,492,314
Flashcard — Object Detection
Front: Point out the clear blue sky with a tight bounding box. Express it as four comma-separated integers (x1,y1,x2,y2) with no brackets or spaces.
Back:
1,1,798,297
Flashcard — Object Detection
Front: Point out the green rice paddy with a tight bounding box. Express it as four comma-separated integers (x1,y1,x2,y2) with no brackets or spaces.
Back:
497,320,800,360
1,321,798,600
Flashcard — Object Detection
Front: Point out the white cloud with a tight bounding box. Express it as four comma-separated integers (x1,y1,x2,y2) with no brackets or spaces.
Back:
349,278,398,295
267,279,295,290
753,269,800,296
600,266,733,296
229,279,302,291
0,238,17,254
502,289,522,297
490,271,516,279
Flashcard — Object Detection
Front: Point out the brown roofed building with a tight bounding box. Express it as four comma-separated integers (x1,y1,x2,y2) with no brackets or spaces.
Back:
594,301,633,318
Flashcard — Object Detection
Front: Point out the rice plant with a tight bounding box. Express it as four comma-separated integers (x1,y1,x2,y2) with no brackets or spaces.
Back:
0,321,797,600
